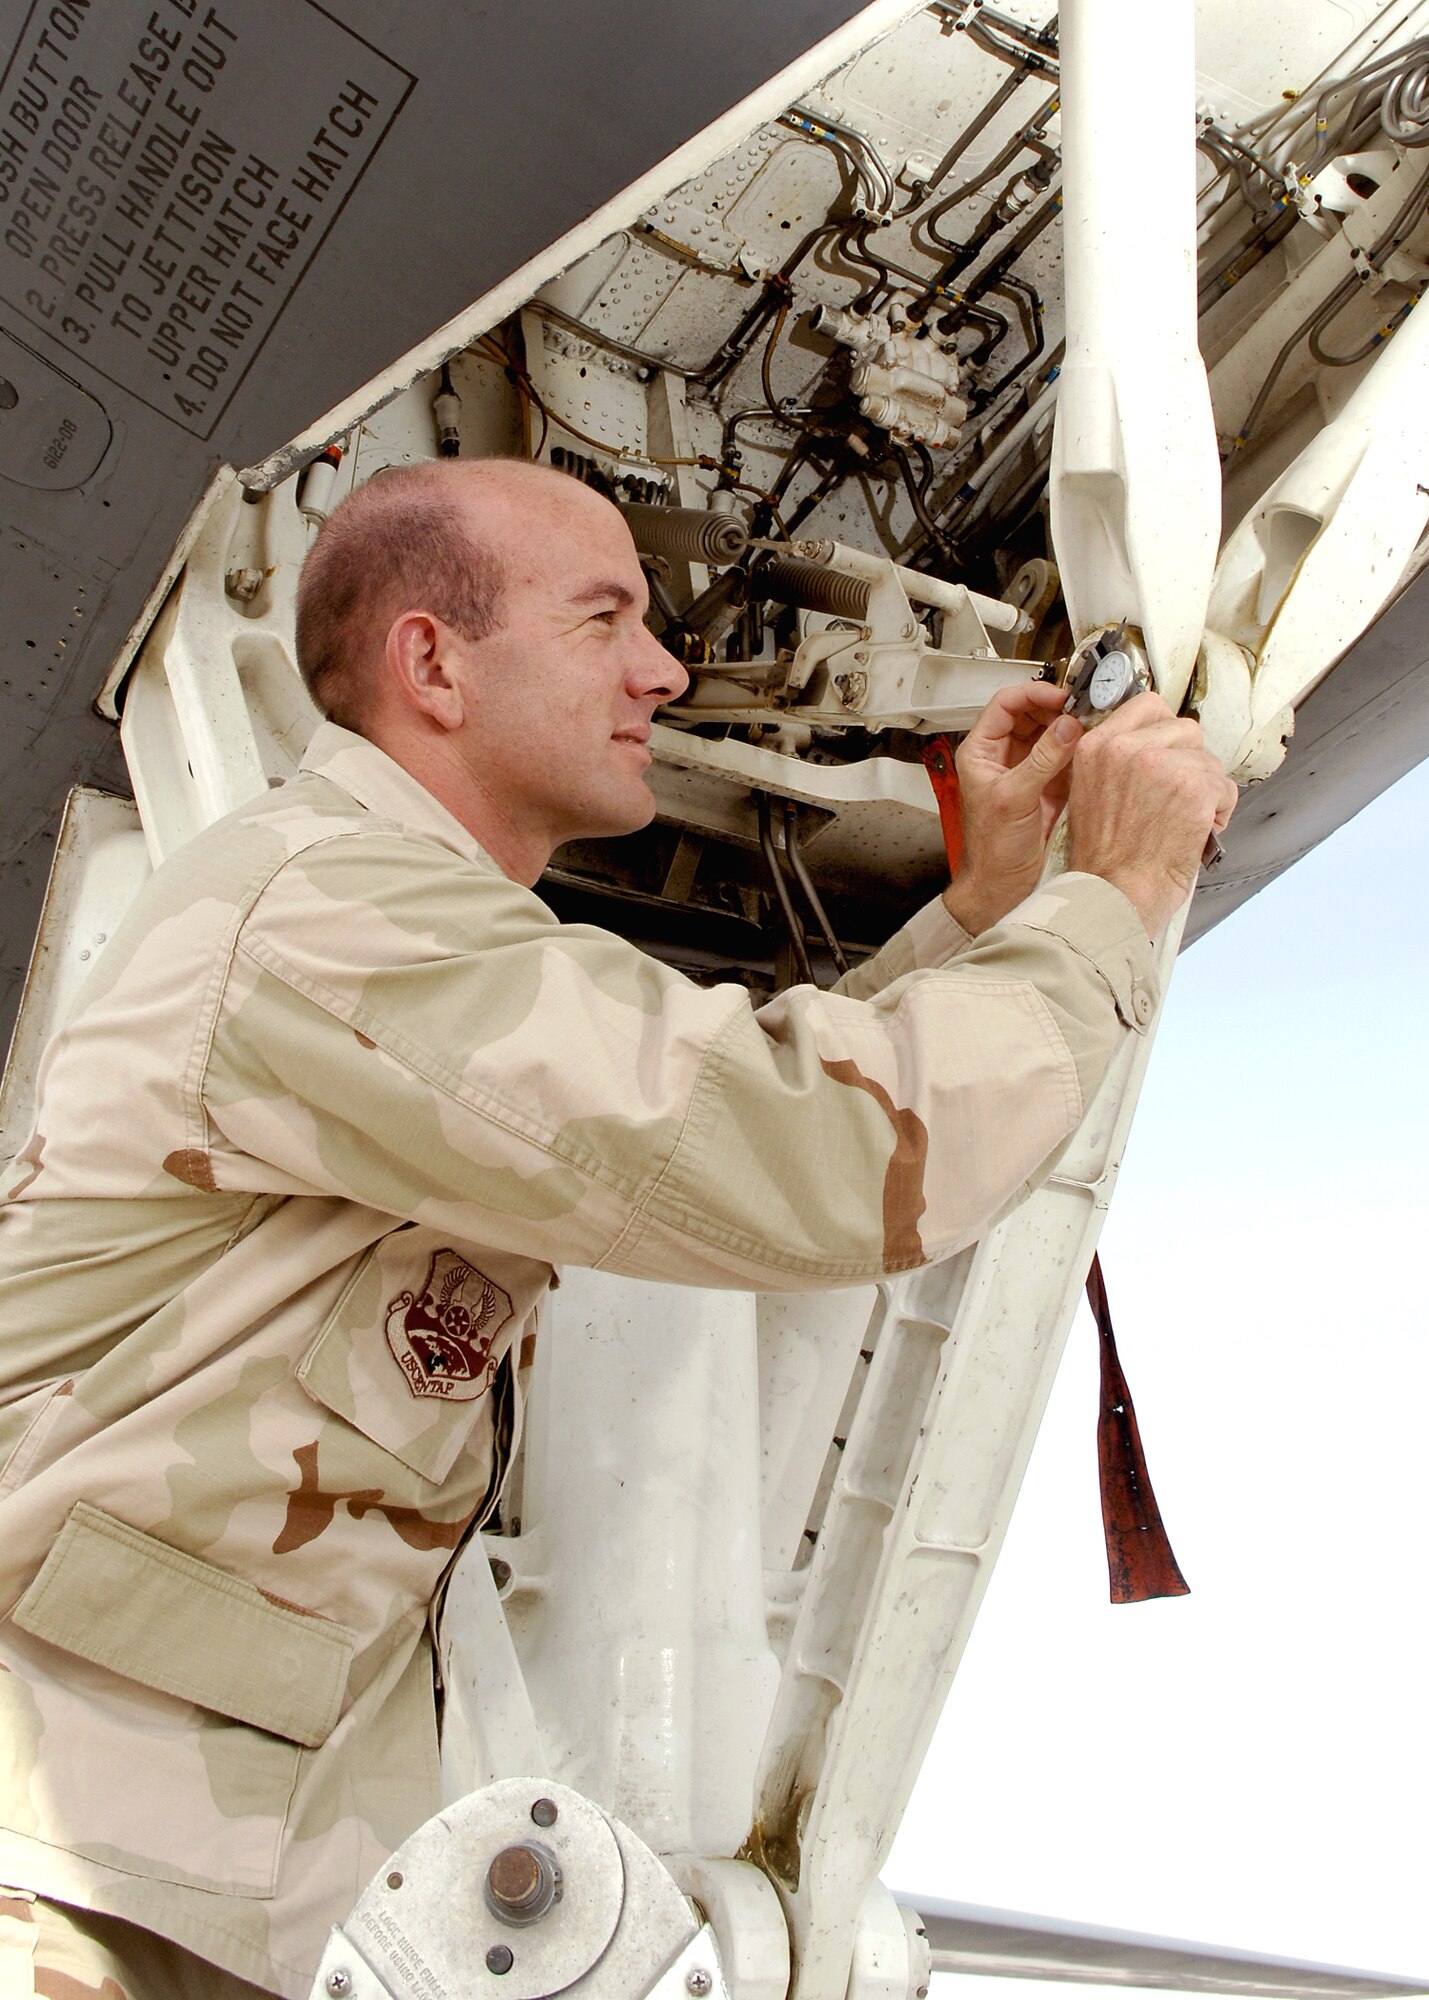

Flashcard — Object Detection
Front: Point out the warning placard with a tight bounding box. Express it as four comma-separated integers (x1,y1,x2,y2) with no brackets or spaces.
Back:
0,0,414,437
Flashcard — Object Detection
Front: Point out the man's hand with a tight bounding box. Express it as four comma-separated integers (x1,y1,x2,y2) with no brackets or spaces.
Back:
1065,692,1238,938
941,681,1082,935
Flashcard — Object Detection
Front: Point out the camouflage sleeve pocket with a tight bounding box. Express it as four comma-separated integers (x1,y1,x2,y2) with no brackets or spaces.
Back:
297,1229,524,1487
12,1501,355,1748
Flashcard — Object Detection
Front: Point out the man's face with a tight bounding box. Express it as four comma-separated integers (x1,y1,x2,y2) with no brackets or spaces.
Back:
445,479,689,861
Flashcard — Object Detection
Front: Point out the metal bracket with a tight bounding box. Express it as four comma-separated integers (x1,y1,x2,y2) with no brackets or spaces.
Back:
309,1778,705,2000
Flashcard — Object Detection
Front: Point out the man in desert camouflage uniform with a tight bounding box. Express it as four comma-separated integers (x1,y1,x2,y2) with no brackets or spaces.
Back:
0,458,1235,1997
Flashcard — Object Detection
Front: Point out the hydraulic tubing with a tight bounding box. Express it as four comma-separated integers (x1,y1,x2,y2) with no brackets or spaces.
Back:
758,794,814,988
784,802,849,976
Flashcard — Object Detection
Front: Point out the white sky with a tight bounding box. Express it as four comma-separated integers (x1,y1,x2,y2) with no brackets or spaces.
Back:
889,758,1429,1992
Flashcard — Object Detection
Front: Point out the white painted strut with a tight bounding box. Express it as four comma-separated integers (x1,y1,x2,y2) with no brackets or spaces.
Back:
1048,0,1221,708
471,1276,782,1861
750,917,1186,2000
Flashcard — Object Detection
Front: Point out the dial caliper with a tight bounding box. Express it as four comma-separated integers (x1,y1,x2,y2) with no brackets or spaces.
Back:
1061,624,1223,867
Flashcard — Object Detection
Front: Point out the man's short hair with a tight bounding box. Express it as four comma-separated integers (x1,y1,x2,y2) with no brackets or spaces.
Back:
295,461,506,731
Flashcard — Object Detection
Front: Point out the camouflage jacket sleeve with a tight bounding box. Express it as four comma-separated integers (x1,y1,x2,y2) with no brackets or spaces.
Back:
829,892,974,1002
201,830,1158,1289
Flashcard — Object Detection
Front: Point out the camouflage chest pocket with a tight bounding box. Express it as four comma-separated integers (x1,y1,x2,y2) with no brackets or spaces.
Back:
297,1229,536,1487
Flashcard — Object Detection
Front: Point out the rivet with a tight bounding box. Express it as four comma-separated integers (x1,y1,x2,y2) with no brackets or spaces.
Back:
530,1797,558,1827
487,1945,515,1975
386,1871,403,1890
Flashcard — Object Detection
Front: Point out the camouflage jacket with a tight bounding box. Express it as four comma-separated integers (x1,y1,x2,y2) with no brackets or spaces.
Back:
0,723,1158,1996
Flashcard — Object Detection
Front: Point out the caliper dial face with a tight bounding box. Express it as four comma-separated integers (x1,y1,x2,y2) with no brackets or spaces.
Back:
1089,649,1136,710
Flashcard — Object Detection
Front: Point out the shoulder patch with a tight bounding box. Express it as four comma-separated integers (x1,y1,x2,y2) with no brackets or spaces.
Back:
385,1250,513,1401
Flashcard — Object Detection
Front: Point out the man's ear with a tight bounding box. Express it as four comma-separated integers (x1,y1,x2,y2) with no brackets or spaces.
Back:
382,610,467,731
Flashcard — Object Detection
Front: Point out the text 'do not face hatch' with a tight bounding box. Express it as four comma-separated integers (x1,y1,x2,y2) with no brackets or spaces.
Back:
0,0,414,438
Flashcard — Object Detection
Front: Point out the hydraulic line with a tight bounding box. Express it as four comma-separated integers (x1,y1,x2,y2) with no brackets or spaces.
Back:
945,367,1061,528
696,286,793,393
1303,40,1429,169
784,461,844,537
1197,125,1282,227
968,447,1051,549
642,563,683,635
958,187,1062,302
978,276,1045,396
1244,0,1428,149
1310,286,1422,366
757,794,814,988
987,275,1040,352
892,444,957,552
621,505,751,565
1254,31,1429,182
1381,48,1429,141
916,71,1027,206
781,109,896,216
783,802,849,976
927,291,1010,356
761,298,793,418
919,95,1060,258
532,68,1053,416
1230,275,1360,454
525,300,701,382
1230,161,1429,451
927,159,1055,294
532,243,819,395
1197,208,1298,317
836,219,923,307
768,434,810,507
973,7,1059,60
928,2,1060,71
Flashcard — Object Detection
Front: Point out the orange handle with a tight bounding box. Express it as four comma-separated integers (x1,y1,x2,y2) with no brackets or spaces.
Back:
919,734,964,875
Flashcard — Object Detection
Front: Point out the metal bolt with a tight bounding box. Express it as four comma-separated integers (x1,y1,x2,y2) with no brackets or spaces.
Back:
386,1871,403,1890
687,1971,713,1996
486,1841,562,1927
326,1974,352,1997
530,1797,558,1827
486,1945,515,1975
